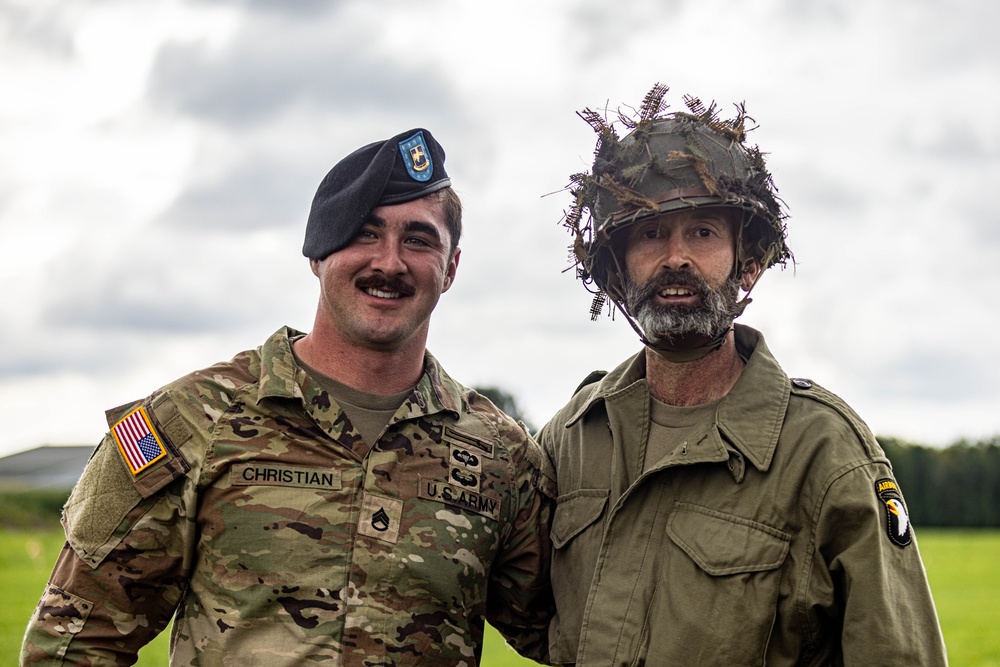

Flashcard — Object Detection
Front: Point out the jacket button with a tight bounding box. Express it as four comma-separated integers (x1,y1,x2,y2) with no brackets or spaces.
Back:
791,378,813,389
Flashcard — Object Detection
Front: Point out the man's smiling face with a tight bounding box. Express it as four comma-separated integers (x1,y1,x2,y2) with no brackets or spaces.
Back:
311,195,459,353
622,207,745,346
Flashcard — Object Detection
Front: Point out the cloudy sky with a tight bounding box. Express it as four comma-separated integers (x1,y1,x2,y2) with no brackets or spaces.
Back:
1,0,998,458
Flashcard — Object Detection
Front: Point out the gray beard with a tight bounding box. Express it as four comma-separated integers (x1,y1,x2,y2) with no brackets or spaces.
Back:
624,270,740,346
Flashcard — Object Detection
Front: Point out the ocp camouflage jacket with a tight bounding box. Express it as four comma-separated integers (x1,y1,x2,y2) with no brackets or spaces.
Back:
22,327,554,666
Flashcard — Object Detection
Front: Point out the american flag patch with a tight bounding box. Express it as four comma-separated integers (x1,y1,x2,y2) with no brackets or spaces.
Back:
111,406,167,475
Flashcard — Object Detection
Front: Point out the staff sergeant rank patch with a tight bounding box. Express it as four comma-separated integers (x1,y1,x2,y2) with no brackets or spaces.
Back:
875,478,912,547
111,406,167,475
358,494,403,544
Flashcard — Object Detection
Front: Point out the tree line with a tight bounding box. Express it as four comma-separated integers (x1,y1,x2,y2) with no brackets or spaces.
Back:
878,436,1000,527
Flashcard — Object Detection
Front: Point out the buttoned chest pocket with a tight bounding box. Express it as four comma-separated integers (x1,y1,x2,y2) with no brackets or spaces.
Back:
647,502,791,665
549,489,609,663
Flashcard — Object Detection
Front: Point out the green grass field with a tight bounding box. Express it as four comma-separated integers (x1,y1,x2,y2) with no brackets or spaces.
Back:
920,530,1000,667
3,528,997,666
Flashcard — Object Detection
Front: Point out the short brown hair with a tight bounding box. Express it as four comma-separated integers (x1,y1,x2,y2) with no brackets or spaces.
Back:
425,186,462,253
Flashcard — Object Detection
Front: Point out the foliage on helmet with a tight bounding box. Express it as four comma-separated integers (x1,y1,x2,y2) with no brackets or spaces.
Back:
562,83,792,319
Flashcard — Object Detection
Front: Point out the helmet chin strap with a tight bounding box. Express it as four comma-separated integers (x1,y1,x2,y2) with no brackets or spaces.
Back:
644,331,730,363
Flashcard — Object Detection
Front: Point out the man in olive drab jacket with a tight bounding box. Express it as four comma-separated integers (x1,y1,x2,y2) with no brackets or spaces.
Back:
21,128,553,666
538,84,948,666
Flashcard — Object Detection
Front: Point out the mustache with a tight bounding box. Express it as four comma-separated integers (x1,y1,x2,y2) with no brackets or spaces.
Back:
355,274,416,297
640,270,711,298
625,268,740,345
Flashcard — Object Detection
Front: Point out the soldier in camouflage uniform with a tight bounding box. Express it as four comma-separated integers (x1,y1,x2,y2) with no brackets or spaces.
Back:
538,85,948,665
21,128,554,666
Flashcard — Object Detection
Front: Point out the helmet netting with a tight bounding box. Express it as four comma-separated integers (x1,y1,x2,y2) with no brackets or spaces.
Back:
560,83,793,321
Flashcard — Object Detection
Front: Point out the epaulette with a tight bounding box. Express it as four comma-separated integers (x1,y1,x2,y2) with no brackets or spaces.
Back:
787,378,885,462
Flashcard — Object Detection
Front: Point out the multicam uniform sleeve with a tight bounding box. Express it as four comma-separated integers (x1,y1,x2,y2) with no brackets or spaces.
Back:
809,460,948,666
484,421,556,665
21,396,198,666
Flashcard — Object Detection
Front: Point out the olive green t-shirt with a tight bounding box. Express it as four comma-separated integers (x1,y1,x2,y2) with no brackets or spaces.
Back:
644,396,722,473
297,359,413,450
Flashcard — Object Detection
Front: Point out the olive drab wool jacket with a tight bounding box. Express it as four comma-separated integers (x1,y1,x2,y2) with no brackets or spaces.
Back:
538,325,947,666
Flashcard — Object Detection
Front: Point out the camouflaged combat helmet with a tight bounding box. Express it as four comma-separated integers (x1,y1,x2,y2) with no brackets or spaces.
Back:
563,83,792,343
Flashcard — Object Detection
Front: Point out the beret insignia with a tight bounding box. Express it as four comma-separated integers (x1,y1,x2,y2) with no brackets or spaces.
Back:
398,130,434,182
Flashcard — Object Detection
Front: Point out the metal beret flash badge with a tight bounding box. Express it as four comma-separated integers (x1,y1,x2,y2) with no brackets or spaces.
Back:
398,130,434,182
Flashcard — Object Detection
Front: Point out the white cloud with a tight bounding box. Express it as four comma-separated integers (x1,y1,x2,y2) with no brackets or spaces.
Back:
2,0,999,457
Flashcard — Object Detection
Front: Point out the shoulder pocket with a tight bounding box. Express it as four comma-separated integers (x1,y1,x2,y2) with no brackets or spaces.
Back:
62,434,149,568
107,394,191,498
667,502,790,575
63,395,191,569
551,489,608,549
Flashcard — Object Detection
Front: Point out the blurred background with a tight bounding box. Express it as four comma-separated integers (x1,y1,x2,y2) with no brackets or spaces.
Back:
1,2,999,662
1,0,999,458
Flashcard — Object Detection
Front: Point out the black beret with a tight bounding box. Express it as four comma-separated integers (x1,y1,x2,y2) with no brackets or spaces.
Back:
302,128,451,260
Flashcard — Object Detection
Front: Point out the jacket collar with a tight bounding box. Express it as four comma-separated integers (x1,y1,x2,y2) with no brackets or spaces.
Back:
565,324,790,474
717,325,791,473
255,326,464,431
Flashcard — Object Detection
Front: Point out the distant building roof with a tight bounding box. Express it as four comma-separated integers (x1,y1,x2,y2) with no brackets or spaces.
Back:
0,445,94,490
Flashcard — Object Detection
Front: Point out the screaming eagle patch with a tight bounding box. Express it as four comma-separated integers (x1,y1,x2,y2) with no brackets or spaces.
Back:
875,478,912,547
